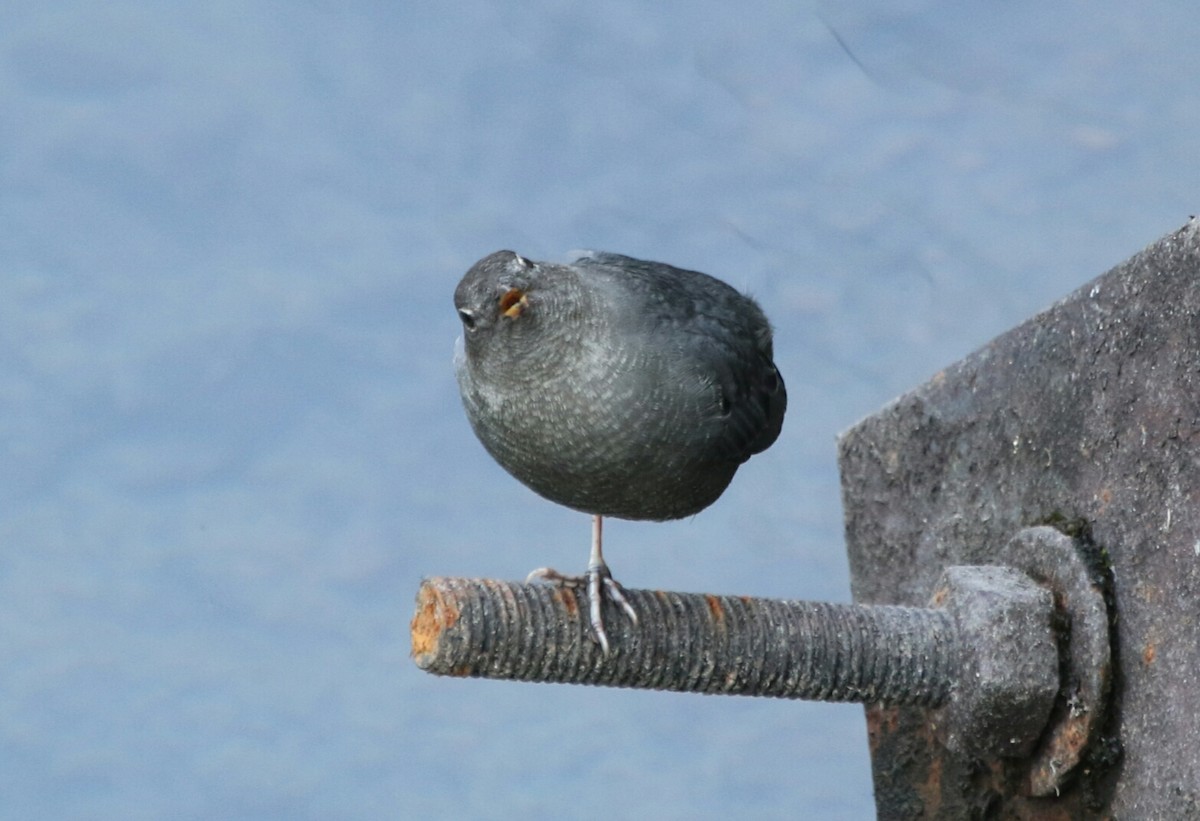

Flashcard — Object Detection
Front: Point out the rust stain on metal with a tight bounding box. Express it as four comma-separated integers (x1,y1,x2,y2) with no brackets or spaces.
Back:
911,717,949,816
410,579,460,659
865,705,901,755
1138,622,1162,667
917,739,944,812
1133,581,1164,604
553,585,580,618
1031,714,1094,796
705,594,725,623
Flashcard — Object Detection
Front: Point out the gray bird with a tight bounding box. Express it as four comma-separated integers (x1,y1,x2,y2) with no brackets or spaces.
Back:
453,250,786,652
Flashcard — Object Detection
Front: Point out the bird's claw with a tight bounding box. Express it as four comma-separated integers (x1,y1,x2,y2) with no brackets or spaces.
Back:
527,563,638,654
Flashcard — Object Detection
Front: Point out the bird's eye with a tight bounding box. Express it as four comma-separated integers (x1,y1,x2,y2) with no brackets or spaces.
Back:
458,308,477,330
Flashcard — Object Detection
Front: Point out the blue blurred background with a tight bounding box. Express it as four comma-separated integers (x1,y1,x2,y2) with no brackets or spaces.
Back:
2,2,1197,818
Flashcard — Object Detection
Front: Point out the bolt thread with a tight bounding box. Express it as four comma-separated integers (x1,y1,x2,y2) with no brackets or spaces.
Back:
412,577,958,706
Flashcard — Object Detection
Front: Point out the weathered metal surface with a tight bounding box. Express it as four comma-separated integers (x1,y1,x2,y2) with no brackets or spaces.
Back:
411,576,964,704
928,564,1058,762
839,218,1200,818
410,564,1064,738
1001,526,1111,796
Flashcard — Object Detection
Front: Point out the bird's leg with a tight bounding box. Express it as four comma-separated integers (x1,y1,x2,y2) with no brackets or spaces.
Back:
586,514,639,653
526,514,638,654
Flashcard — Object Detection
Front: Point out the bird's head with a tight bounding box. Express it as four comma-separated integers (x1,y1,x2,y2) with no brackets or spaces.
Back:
454,251,584,369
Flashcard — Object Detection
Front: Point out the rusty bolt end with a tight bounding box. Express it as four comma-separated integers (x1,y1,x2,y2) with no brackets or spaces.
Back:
410,578,462,672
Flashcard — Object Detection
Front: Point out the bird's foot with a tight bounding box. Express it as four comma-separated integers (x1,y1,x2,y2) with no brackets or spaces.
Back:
526,563,638,654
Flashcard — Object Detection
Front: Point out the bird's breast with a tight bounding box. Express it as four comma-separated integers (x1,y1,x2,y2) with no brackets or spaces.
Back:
458,346,735,520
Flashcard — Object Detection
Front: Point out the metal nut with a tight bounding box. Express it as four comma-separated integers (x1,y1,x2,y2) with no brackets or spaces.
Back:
932,565,1059,759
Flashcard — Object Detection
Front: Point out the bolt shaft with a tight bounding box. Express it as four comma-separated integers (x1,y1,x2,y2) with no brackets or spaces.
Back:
412,577,959,706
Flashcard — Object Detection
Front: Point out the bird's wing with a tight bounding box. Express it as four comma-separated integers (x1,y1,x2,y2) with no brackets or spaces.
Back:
575,252,787,463
686,320,786,463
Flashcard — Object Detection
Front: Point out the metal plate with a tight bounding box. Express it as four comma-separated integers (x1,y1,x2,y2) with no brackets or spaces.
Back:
838,219,1200,818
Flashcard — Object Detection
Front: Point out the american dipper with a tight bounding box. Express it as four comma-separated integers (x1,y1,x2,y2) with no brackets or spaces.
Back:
454,250,786,653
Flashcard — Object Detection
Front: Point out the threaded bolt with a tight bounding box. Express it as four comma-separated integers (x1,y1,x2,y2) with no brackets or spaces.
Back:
412,576,959,706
